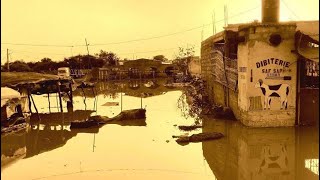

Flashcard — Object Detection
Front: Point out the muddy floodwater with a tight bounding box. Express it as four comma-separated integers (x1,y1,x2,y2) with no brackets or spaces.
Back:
1,80,319,180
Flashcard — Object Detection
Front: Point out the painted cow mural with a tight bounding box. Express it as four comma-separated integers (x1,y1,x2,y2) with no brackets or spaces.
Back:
254,79,290,110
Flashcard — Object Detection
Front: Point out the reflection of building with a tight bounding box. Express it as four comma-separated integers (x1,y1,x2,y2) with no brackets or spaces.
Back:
200,0,319,127
202,118,319,180
72,79,181,99
96,59,179,80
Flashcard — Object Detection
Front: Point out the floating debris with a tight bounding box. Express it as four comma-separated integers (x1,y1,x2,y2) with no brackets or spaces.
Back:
70,109,146,129
102,102,119,106
178,125,202,131
174,132,224,145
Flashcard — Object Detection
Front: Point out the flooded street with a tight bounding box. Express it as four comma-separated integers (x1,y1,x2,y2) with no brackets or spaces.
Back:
1,81,319,180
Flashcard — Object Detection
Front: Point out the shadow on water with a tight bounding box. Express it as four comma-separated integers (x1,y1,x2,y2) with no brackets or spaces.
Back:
1,110,100,169
2,107,147,169
202,117,319,180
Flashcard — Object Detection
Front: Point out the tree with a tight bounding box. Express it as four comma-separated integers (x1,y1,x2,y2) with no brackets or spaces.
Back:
95,50,119,66
173,46,195,75
4,60,32,72
33,57,57,72
153,55,168,62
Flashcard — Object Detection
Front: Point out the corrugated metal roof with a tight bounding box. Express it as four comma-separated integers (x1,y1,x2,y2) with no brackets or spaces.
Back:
296,21,319,42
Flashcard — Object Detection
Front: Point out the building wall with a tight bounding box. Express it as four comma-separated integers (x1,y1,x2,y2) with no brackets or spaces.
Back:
201,32,241,120
237,23,298,127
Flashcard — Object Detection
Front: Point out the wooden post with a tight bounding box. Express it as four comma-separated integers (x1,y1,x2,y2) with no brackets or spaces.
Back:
120,92,123,112
27,87,32,113
56,92,59,111
81,87,87,110
57,81,63,112
140,94,142,109
30,95,39,114
68,82,73,105
92,87,96,111
47,92,51,113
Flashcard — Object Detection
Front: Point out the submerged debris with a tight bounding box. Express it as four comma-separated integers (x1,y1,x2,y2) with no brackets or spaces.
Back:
178,125,202,131
174,132,224,144
70,108,146,129
102,102,119,106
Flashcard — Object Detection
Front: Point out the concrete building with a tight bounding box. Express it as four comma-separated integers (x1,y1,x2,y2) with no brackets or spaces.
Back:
201,0,319,127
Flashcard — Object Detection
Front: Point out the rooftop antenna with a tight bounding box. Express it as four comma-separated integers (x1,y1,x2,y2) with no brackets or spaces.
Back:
224,5,228,27
6,49,9,72
201,24,204,42
85,38,92,69
212,10,216,35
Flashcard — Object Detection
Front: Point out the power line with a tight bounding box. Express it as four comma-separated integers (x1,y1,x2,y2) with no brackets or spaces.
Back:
281,0,300,20
2,49,67,56
117,45,200,56
86,6,259,46
1,6,259,48
1,43,74,47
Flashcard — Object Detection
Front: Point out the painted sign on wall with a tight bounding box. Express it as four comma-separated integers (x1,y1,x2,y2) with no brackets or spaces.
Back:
256,58,292,80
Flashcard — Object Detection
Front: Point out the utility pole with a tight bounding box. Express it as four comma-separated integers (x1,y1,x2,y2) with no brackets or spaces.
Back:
212,10,216,35
224,5,228,27
7,49,9,72
85,38,91,69
85,38,90,55
201,24,204,42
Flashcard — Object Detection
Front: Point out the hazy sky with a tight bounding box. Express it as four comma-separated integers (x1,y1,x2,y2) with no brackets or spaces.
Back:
1,0,319,63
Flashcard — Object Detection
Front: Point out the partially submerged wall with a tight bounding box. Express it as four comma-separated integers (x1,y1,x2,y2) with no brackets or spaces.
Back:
201,23,299,127
237,23,298,127
201,31,240,119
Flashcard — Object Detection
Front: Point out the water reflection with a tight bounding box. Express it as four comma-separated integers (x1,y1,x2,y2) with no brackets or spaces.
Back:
1,110,98,169
72,78,179,99
202,118,319,180
1,80,319,180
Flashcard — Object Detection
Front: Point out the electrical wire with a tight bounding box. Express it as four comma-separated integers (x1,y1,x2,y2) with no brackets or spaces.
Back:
1,6,259,48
